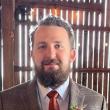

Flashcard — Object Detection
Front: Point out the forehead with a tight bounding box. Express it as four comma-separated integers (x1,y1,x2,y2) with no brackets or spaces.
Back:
33,25,69,43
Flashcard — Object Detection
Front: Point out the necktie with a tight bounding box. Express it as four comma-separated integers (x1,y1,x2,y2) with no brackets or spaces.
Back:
47,90,60,110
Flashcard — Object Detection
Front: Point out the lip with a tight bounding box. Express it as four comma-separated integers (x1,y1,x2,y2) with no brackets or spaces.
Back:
44,64,59,70
44,64,58,67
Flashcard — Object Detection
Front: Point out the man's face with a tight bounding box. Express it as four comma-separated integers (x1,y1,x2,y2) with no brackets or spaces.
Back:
32,25,76,88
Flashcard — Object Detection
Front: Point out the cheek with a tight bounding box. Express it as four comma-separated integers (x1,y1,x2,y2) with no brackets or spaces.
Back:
59,53,71,65
60,55,71,72
32,52,43,65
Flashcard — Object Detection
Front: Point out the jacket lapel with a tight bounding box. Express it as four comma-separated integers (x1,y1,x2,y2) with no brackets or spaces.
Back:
69,79,85,109
26,79,41,110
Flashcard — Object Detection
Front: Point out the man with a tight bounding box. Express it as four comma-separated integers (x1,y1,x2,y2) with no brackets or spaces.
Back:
0,15,107,110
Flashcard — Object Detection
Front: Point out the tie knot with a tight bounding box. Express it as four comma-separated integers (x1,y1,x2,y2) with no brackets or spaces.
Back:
47,91,59,99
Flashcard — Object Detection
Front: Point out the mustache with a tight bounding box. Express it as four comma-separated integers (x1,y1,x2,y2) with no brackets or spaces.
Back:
42,59,61,65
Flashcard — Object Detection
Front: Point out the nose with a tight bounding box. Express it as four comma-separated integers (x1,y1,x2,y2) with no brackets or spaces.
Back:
45,46,56,59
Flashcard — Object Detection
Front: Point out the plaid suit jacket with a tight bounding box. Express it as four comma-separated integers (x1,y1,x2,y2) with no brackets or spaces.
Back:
0,78,107,110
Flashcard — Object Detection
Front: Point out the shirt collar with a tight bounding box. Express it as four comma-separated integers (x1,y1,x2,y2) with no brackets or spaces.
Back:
37,77,69,100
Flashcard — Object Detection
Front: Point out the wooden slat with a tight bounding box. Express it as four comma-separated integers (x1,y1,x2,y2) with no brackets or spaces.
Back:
74,68,110,72
1,0,15,89
15,0,104,12
15,21,110,31
72,25,110,32
0,0,2,91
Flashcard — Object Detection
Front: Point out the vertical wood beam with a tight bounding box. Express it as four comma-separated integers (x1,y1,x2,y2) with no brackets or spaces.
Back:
0,0,2,91
107,0,110,27
1,0,15,89
106,0,110,109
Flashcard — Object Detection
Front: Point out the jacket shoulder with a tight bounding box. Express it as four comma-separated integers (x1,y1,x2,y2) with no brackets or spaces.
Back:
0,81,31,95
77,83,103,97
70,80,107,109
76,83,106,109
0,81,32,110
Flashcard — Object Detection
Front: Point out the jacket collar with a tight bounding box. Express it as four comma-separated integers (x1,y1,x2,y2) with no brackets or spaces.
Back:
27,78,41,110
69,79,85,109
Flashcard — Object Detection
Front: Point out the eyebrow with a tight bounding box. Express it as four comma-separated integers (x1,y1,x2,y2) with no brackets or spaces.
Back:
37,41,46,45
37,41,62,45
54,41,61,44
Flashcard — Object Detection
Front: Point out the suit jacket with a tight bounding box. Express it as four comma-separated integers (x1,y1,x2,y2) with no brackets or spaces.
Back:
0,78,107,110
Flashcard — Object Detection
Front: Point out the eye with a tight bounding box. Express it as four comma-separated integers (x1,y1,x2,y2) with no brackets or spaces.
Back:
55,43,63,49
37,44,47,49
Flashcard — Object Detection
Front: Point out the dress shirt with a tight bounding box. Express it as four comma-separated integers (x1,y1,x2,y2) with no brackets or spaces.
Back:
37,77,70,110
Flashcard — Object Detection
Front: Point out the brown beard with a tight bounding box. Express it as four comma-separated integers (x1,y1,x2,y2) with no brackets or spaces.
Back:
35,59,71,88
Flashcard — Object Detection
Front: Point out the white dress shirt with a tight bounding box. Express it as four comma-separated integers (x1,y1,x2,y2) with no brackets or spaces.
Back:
37,77,70,110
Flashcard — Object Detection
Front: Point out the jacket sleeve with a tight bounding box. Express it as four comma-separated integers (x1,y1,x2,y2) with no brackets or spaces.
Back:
101,97,107,110
0,93,3,110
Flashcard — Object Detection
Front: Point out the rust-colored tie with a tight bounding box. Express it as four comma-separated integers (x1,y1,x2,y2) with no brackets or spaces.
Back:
47,91,60,110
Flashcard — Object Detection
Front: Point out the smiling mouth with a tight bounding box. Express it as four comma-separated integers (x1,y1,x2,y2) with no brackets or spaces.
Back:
44,64,59,70
44,64,58,67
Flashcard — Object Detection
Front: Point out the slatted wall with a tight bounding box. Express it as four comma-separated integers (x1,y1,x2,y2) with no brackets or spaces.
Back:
6,0,110,109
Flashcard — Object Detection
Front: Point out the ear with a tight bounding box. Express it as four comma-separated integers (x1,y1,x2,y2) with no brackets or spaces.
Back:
70,49,76,62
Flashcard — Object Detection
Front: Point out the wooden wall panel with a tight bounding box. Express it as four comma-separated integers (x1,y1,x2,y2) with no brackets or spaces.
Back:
1,0,15,89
